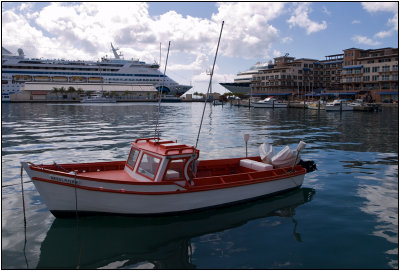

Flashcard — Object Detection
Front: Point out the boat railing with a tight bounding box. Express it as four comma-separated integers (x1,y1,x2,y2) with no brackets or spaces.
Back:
134,138,161,143
165,147,196,155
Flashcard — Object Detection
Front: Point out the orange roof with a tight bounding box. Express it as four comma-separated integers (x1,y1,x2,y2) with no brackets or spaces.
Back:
132,138,197,156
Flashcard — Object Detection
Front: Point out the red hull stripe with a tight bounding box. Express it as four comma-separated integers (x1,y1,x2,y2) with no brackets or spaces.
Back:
31,167,305,195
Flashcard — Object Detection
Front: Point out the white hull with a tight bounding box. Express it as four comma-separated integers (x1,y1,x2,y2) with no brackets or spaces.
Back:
325,105,353,111
22,162,304,215
251,102,287,108
81,97,117,103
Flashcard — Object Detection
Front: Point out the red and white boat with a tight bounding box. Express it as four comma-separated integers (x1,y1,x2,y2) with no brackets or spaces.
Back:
21,138,316,217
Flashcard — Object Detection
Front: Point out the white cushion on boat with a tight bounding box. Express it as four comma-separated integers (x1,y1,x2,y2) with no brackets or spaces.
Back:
165,169,180,179
240,159,273,171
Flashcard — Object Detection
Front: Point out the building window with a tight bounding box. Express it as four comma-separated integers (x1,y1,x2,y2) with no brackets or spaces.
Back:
372,75,379,81
382,66,390,72
392,65,398,71
363,67,370,73
363,76,370,81
372,66,380,73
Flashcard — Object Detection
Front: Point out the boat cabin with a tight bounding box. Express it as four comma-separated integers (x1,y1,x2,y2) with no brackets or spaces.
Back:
124,138,199,185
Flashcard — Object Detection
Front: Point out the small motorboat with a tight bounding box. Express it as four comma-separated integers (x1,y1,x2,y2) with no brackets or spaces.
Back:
251,97,287,108
21,138,316,217
325,99,353,111
81,93,116,103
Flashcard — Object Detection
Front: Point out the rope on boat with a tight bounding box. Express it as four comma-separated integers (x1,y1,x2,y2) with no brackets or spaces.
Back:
73,171,83,269
194,21,224,150
20,165,29,268
154,41,171,142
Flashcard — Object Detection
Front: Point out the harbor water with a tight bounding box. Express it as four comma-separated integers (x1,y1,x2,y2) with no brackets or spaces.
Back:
2,102,398,269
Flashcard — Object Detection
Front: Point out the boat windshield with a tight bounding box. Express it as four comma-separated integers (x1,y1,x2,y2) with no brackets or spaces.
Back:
137,153,161,180
164,158,187,181
126,148,140,169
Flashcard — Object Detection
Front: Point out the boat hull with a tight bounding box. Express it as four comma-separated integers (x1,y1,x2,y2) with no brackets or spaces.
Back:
325,105,353,111
251,102,287,108
22,162,305,216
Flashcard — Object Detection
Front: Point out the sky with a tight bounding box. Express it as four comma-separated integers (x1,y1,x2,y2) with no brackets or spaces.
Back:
2,2,398,94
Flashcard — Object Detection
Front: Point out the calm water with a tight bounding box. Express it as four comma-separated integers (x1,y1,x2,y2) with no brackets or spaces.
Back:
2,102,398,269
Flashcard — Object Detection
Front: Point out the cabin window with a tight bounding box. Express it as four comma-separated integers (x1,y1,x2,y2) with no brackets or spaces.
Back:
126,148,139,169
137,153,161,180
164,158,187,181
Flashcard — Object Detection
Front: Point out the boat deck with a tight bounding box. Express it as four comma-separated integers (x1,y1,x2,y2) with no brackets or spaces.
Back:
78,169,138,182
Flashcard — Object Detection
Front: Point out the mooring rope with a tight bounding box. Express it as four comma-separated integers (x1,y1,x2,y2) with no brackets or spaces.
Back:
20,165,29,269
73,171,83,269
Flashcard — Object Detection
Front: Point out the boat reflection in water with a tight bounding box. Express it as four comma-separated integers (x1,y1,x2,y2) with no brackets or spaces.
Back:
36,187,315,269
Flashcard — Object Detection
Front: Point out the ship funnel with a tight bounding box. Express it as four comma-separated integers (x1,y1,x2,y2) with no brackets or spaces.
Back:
17,48,25,58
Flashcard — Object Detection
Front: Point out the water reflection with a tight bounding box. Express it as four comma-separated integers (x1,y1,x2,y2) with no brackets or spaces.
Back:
36,188,315,269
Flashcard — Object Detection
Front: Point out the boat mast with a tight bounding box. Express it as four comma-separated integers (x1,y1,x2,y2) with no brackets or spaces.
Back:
194,21,224,149
154,41,171,141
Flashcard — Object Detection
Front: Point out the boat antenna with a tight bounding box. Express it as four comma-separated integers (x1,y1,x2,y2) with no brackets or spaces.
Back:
154,41,171,142
194,21,224,149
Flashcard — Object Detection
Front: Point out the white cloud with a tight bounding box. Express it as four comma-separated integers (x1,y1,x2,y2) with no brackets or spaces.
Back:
212,2,285,59
273,50,282,57
352,20,361,24
322,6,331,16
281,37,293,44
361,2,398,13
352,35,381,46
287,3,327,35
362,2,398,39
374,30,394,39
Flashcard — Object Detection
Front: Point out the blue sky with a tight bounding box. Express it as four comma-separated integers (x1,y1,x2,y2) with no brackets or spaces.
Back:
2,2,398,93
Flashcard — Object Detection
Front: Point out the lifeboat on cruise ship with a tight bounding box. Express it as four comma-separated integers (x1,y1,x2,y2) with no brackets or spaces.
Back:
13,75,32,82
52,76,68,82
69,76,87,83
88,77,103,82
34,76,51,82
21,138,316,217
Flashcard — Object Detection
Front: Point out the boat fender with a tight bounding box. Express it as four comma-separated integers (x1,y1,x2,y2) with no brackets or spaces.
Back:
298,159,317,173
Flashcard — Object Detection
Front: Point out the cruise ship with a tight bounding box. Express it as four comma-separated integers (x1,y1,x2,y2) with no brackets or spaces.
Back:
219,61,274,94
1,43,192,101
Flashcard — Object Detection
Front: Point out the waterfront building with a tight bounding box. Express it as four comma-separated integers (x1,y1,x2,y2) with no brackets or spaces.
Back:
249,47,398,102
250,55,320,99
341,47,398,102
11,82,158,102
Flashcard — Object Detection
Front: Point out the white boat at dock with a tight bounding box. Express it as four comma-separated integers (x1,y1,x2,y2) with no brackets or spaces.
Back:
81,93,116,103
325,99,353,111
251,97,287,108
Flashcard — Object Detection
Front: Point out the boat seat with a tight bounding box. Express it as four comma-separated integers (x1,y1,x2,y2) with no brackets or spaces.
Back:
240,159,273,171
165,169,180,180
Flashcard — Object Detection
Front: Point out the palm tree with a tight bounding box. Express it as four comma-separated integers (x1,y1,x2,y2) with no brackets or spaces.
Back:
58,87,67,99
67,86,76,99
51,87,59,99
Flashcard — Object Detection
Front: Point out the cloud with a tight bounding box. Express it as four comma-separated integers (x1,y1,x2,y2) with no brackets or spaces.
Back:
212,2,285,59
362,2,398,38
281,36,293,44
322,6,331,16
352,20,361,24
352,35,381,46
361,2,398,13
287,3,327,35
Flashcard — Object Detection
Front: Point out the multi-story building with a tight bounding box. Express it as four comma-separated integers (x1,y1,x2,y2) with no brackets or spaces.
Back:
250,47,398,102
341,47,398,102
250,55,320,99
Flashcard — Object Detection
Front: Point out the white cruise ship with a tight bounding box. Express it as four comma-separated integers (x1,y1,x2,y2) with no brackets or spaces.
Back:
219,61,273,94
1,44,191,101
